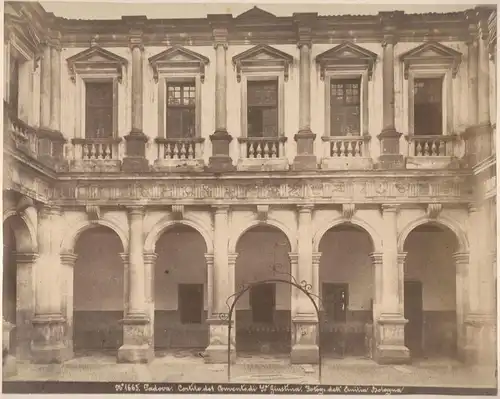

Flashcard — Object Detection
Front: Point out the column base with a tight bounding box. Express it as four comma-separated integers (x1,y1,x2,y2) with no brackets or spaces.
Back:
117,344,153,364
376,154,406,169
207,156,236,173
31,315,71,364
117,314,153,364
374,316,410,365
122,157,150,172
292,129,317,171
291,316,319,364
463,314,497,367
374,344,410,364
204,319,236,364
2,354,17,378
291,155,318,171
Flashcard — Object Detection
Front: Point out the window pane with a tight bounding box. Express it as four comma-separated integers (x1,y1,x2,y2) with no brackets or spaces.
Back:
167,82,196,107
414,78,443,135
248,107,264,137
179,284,203,324
247,80,278,107
330,79,361,136
85,82,114,138
167,108,196,138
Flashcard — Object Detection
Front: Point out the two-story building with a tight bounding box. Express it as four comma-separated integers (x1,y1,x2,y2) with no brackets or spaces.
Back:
2,2,497,372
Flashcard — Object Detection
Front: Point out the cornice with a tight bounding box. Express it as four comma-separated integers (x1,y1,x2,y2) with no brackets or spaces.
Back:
6,2,484,48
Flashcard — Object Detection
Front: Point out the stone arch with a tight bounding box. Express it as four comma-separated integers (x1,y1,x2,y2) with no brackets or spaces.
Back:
61,219,128,253
144,217,212,253
398,215,468,253
313,216,382,253
3,210,36,253
229,219,296,253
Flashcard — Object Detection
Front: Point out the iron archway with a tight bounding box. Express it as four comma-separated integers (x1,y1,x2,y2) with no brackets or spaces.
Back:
218,276,323,383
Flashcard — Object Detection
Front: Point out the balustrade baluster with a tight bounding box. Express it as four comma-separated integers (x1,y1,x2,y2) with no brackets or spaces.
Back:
83,144,89,159
104,144,111,159
346,141,353,157
180,142,187,160
173,142,179,159
256,142,262,159
165,143,172,159
263,142,270,159
430,141,437,156
271,142,277,158
354,140,361,157
248,142,255,159
187,142,194,160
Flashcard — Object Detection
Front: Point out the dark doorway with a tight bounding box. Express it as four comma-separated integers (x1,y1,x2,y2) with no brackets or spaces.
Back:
250,283,275,324
179,284,203,325
404,280,423,358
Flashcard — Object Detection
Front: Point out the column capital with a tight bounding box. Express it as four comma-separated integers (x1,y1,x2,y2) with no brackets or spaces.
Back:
297,204,314,213
60,252,78,266
129,39,144,51
212,204,230,214
120,252,130,263
468,203,479,213
288,252,299,264
453,251,470,265
228,252,238,265
36,204,62,217
213,40,228,50
397,252,408,264
312,252,322,265
14,252,39,264
381,34,398,47
381,204,400,213
46,30,62,51
143,251,158,264
204,253,215,265
127,205,145,217
369,251,383,265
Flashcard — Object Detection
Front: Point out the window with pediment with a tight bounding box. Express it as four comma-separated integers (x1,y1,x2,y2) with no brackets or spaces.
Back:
232,44,293,139
66,46,127,139
399,41,462,137
316,42,377,138
149,46,209,140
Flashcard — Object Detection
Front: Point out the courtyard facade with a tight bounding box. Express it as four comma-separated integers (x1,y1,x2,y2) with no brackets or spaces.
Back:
2,1,497,380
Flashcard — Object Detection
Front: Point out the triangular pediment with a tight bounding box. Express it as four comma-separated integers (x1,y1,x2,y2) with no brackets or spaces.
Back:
232,44,294,82
66,46,127,82
315,42,378,80
236,6,276,20
148,46,210,83
399,41,462,79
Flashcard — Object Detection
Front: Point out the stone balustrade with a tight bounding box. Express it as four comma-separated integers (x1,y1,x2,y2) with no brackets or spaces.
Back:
156,137,205,161
322,135,370,158
407,135,457,157
238,137,287,160
71,138,122,161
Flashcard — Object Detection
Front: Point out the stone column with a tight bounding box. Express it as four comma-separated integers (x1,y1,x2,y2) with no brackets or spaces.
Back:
143,252,157,351
39,43,51,129
377,12,404,169
370,252,383,323
4,39,10,102
49,39,61,132
292,30,317,171
312,252,322,307
467,39,479,127
375,204,409,364
397,252,407,315
478,11,491,127
205,206,235,363
291,204,319,364
15,252,38,360
208,17,234,172
453,252,469,361
118,206,152,363
205,254,215,319
31,205,68,363
122,33,149,172
60,252,77,360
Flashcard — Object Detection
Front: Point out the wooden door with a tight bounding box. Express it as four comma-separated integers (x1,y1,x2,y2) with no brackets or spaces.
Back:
404,280,423,358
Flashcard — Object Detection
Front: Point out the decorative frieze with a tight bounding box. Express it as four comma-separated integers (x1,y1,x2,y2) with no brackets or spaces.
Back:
52,176,469,204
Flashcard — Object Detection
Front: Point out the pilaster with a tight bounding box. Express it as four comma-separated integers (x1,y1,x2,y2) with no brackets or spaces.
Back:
290,204,319,364
453,251,469,362
375,204,409,364
205,205,235,363
48,31,62,133
60,251,77,360
208,16,235,172
292,15,317,171
14,252,38,360
118,206,152,364
31,205,69,364
143,251,158,350
377,12,404,170
123,27,149,172
39,42,51,129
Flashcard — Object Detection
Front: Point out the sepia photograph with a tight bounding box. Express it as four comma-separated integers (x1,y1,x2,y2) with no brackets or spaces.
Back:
2,0,498,395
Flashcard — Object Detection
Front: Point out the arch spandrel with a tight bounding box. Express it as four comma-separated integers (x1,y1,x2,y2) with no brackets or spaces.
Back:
229,219,296,253
61,220,128,253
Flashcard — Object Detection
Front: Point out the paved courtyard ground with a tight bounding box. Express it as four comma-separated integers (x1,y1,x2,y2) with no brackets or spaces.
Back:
4,350,498,388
